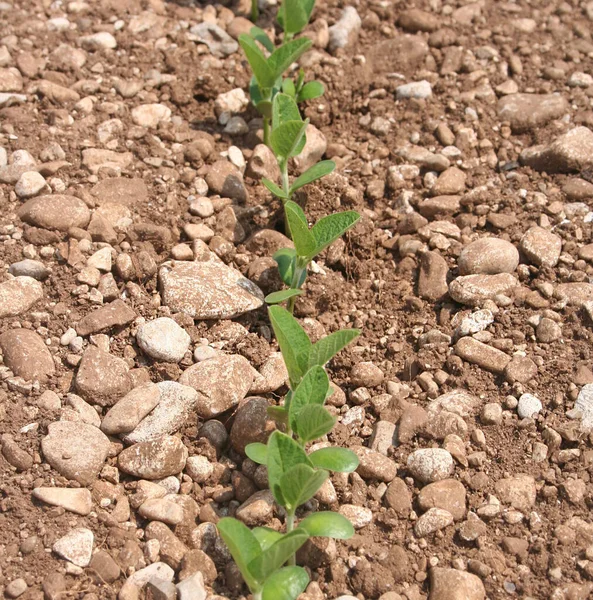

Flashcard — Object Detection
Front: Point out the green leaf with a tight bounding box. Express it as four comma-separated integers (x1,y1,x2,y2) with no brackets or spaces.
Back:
278,0,316,35
280,463,329,509
268,305,311,387
306,328,361,370
250,26,275,52
308,447,359,472
298,80,325,102
217,518,262,591
268,37,312,80
289,366,329,433
290,160,335,194
262,566,310,600
298,512,355,539
253,527,283,551
255,100,274,119
267,405,289,425
271,119,308,160
239,34,276,88
245,442,268,465
311,211,361,255
248,529,309,581
266,431,310,505
272,92,302,128
285,201,316,258
262,177,288,199
265,289,303,304
282,77,297,97
294,404,335,444
273,247,297,287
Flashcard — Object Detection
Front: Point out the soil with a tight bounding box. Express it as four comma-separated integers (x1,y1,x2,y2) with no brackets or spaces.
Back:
2,0,593,598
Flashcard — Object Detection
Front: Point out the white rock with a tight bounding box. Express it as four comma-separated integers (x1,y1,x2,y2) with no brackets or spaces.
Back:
185,455,214,484
15,171,46,198
177,571,207,600
136,317,191,363
119,562,174,600
138,497,184,525
214,88,249,118
517,393,542,419
338,504,372,529
33,487,92,515
574,384,593,431
568,72,593,88
396,80,432,99
52,528,94,567
407,448,454,483
328,6,361,51
414,507,454,537
455,309,494,337
131,104,171,129
87,247,112,271
80,32,117,51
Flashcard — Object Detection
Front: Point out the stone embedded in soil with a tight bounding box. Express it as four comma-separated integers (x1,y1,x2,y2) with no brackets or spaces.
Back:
418,251,449,301
556,282,593,306
131,103,171,128
76,298,136,336
9,259,49,280
396,79,432,100
32,487,92,515
417,479,467,520
429,568,485,600
101,382,161,435
449,273,518,306
205,160,247,202
117,435,188,480
338,504,373,529
123,381,198,443
236,490,275,526
15,171,46,198
454,337,511,373
354,446,397,482
75,345,132,407
428,390,479,418
91,177,149,207
384,478,412,516
138,498,184,525
419,195,460,219
189,22,239,57
407,448,454,483
350,361,384,387
82,148,133,174
185,455,214,484
41,421,111,485
179,354,254,418
520,126,593,173
17,194,90,231
328,6,361,51
89,551,120,584
517,393,543,419
367,34,428,74
230,397,274,455
245,144,281,181
414,507,454,537
52,527,93,567
574,384,593,431
503,355,538,384
520,226,562,268
458,238,519,275
249,352,289,394
119,562,174,600
399,9,440,32
158,259,264,319
1,437,32,471
145,522,188,569
496,93,568,132
292,124,327,174
0,276,43,318
136,317,191,363
0,329,55,382
494,474,536,512
64,393,101,427
5,579,27,598
177,572,207,600
454,309,494,337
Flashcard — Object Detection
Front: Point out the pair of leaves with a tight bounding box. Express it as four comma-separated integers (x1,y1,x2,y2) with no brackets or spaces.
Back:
282,76,325,103
285,200,361,261
217,518,309,599
263,160,336,202
268,305,360,388
278,0,316,36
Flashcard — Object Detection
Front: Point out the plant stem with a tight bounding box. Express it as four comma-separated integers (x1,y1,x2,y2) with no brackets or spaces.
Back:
263,117,270,147
251,0,258,22
286,510,296,565
253,591,262,600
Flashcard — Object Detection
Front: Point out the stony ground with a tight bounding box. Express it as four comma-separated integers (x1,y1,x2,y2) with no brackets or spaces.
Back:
1,0,593,599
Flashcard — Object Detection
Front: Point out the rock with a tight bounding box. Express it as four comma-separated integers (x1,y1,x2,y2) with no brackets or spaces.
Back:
350,362,384,387
82,149,133,174
230,397,274,454
407,448,454,483
414,508,454,536
398,9,440,32
429,568,485,600
454,337,510,373
417,479,466,520
354,447,397,482
147,579,176,600
32,487,92,515
250,352,288,394
145,522,188,569
236,490,275,526
101,383,161,435
338,504,372,529
119,563,174,600
419,195,460,218
42,572,67,600
41,421,110,484
503,355,538,384
494,474,536,511
205,160,248,202
520,226,562,268
458,238,519,275
449,273,518,306
117,436,188,480
124,381,198,443
384,478,412,516
80,32,117,51
431,167,466,195
214,88,249,117
34,80,80,104
179,354,254,418
189,23,239,57
177,572,207,600
1,437,32,471
52,528,93,567
76,299,137,336
0,277,43,318
246,144,281,181
5,579,27,599
575,384,593,431
87,247,112,271
75,346,132,407
454,309,494,337
497,93,568,132
9,259,49,280
368,35,428,75
18,194,90,231
520,127,593,173
137,317,190,363
557,283,593,306
0,329,55,382
185,455,214,483
0,67,23,92
138,498,184,525
293,124,327,174
91,177,148,207
396,80,432,99
89,551,121,584
131,104,171,129
64,393,101,427
328,6,361,51
418,251,449,301
15,171,46,198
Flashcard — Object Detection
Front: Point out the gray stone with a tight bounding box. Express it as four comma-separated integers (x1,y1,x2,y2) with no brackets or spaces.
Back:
9,259,49,280
497,93,568,132
407,448,454,483
177,571,207,600
0,276,43,318
520,226,562,268
517,393,543,419
189,23,239,57
118,436,188,480
574,384,593,431
328,6,361,51
52,528,93,567
119,563,174,600
137,317,190,363
101,383,161,435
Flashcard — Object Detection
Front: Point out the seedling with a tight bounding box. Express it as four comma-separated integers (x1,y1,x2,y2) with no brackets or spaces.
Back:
278,0,317,41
